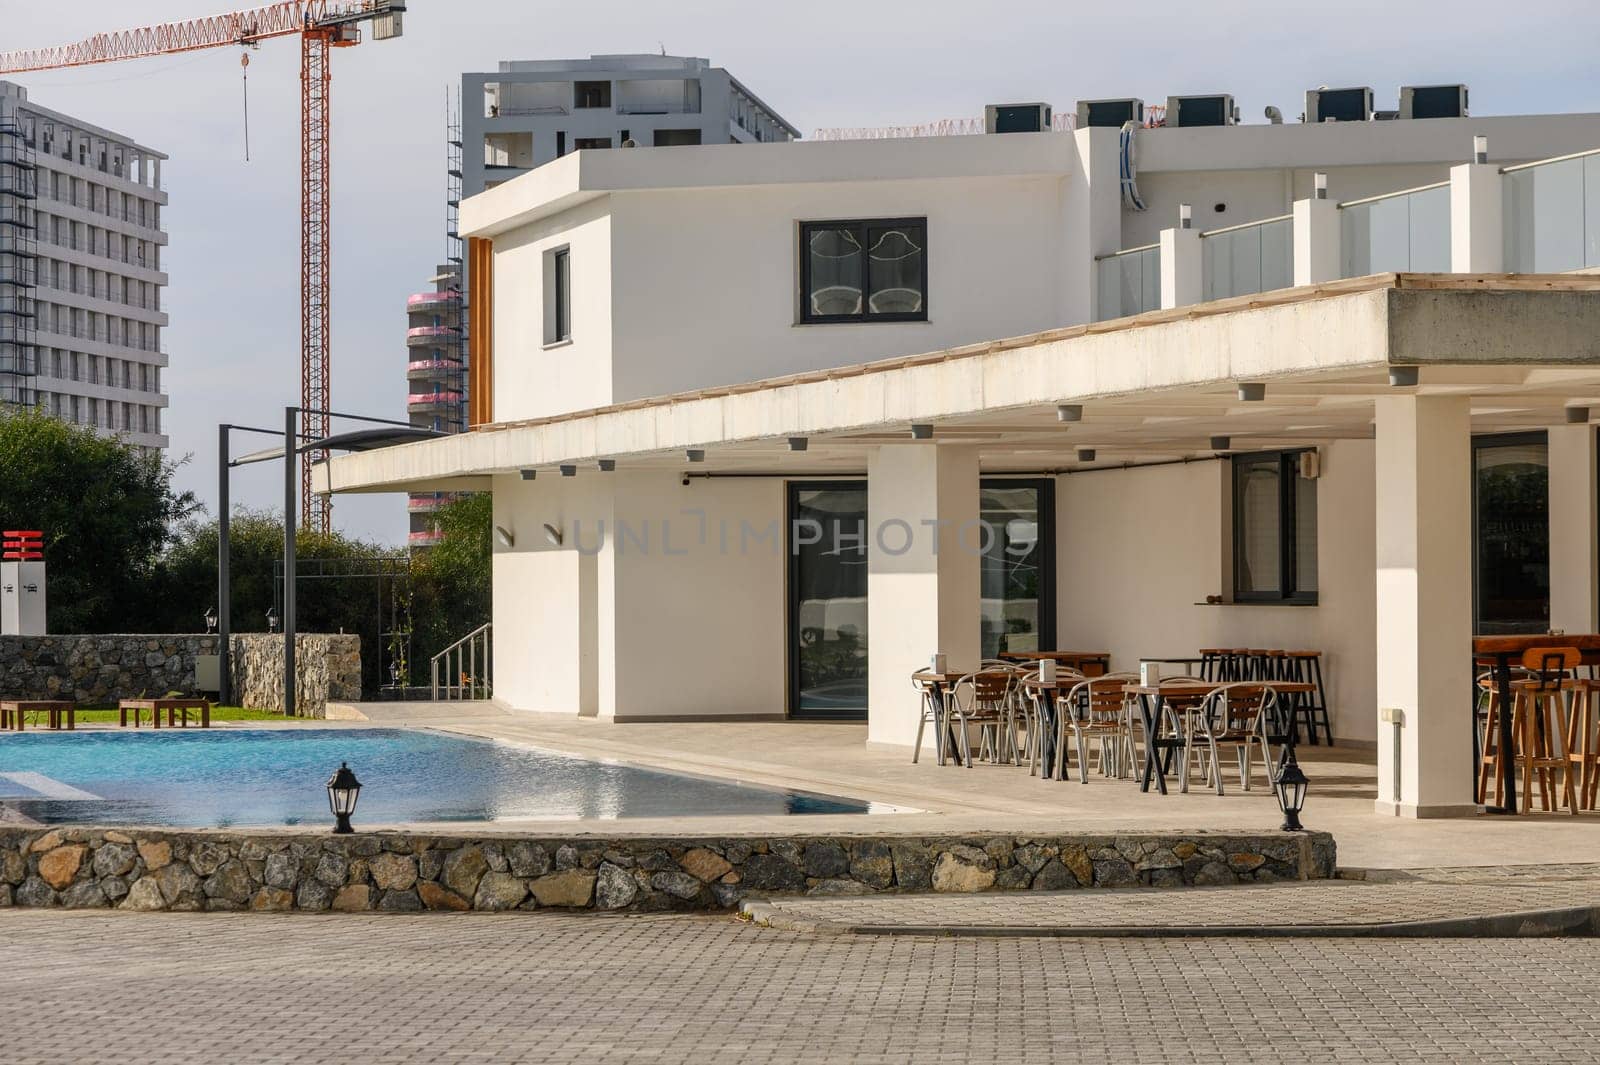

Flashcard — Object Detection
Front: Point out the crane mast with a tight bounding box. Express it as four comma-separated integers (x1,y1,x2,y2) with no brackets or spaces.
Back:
0,1,407,532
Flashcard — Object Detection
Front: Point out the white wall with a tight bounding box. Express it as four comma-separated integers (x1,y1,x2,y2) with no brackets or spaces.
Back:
491,196,614,421
1055,439,1377,744
605,175,1081,404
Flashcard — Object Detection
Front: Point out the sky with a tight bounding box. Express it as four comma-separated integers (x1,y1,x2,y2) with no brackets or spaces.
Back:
6,0,1600,545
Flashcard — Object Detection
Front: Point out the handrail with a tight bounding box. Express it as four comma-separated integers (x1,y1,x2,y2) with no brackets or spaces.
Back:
431,622,492,701
1094,242,1159,261
1337,180,1449,210
1200,213,1291,239
1501,145,1600,175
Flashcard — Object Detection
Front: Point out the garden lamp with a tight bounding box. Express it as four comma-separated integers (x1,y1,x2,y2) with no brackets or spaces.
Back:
265,606,279,633
1274,750,1309,832
204,606,218,634
326,762,362,835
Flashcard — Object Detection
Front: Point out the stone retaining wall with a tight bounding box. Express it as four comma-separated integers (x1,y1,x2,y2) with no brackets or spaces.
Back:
0,827,1336,913
0,633,359,715
230,634,361,717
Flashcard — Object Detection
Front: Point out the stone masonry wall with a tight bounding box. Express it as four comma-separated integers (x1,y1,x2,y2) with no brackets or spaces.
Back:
230,634,361,718
0,827,1337,914
0,634,220,705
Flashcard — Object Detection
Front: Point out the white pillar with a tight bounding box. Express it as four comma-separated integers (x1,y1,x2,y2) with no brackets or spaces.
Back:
1450,161,1503,273
1159,225,1202,309
1373,395,1477,817
1292,197,1340,285
866,444,981,748
1549,423,1598,633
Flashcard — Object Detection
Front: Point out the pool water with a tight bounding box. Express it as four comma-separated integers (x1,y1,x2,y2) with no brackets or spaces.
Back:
0,728,881,828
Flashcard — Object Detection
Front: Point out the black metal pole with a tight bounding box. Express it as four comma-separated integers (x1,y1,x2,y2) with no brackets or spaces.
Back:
1492,652,1517,814
283,406,297,718
218,424,232,707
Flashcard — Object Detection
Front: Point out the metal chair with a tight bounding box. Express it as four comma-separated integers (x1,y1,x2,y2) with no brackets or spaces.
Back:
911,672,948,766
948,668,1017,767
1057,672,1139,782
1179,683,1281,795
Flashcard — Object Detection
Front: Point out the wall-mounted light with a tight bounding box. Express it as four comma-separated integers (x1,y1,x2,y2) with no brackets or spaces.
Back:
1178,203,1192,230
1567,406,1591,424
788,437,809,452
686,449,705,463
1389,366,1420,387
597,459,616,472
1056,404,1083,423
542,522,564,547
1473,134,1488,165
1237,383,1266,402
1076,448,1096,463
910,424,934,440
1313,172,1328,201
494,525,515,548
519,469,537,481
1209,435,1231,451
559,464,577,477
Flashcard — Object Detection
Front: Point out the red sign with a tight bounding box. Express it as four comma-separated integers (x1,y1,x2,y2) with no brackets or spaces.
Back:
2,530,42,561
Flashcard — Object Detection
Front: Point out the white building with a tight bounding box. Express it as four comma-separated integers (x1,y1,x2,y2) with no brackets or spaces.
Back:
463,55,798,197
0,81,169,450
328,88,1600,820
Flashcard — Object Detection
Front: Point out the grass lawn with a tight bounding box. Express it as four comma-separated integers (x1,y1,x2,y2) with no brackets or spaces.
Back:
63,706,286,724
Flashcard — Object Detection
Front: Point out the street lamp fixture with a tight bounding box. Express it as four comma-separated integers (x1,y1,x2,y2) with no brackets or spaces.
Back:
204,606,218,634
1274,750,1309,832
326,762,362,835
265,606,279,633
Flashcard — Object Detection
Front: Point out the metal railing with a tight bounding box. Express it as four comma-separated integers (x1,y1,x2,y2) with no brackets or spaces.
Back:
1094,243,1159,321
1201,214,1292,301
1338,181,1451,276
431,622,492,700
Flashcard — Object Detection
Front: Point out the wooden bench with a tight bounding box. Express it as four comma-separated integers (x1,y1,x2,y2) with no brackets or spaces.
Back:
0,700,76,731
118,698,212,729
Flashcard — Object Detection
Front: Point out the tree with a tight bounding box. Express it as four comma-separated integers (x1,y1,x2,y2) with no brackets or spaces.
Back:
0,408,196,632
409,493,491,683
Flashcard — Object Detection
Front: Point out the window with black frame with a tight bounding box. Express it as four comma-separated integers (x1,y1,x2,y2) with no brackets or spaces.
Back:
1473,433,1549,634
800,218,926,323
1232,449,1318,603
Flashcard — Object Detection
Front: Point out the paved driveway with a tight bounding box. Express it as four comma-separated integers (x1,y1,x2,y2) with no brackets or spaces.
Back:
3,909,1597,1063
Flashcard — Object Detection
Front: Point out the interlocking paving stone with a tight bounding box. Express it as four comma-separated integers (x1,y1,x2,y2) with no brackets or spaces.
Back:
4,909,1600,1063
747,872,1600,934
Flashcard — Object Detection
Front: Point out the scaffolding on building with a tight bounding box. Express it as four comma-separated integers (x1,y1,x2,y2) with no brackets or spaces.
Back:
0,117,37,410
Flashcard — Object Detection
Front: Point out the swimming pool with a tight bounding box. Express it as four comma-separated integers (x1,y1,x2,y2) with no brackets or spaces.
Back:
0,728,883,827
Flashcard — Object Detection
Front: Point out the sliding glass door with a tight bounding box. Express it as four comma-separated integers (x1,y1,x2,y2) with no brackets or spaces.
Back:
1473,433,1550,634
789,482,868,718
980,479,1056,658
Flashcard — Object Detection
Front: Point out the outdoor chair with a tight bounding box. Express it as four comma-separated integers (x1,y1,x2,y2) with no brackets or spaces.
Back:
911,672,948,766
1056,672,1139,783
948,669,1017,767
1178,683,1281,796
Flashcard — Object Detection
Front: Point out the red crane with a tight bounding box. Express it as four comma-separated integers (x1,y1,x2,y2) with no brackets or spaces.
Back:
0,2,408,532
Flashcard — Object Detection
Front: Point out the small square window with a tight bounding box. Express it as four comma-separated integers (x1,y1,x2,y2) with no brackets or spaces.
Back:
799,219,927,323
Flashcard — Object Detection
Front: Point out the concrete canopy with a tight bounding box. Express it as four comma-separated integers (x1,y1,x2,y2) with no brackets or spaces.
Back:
321,273,1600,495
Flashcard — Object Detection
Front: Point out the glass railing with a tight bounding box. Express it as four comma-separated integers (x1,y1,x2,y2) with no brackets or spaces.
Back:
1339,182,1451,276
1503,149,1600,272
1202,215,1292,301
1095,244,1159,321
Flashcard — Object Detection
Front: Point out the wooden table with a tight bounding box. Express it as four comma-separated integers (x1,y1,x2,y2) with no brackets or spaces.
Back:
1473,634,1600,814
1138,656,1207,678
118,698,212,729
1122,681,1314,795
1000,650,1112,677
0,700,76,731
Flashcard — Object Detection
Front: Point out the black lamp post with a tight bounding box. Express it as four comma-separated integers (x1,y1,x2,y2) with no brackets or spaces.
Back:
326,762,362,834
1274,750,1309,832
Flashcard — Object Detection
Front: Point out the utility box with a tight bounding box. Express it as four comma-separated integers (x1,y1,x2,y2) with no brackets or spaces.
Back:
0,560,47,636
985,103,1052,134
194,654,221,694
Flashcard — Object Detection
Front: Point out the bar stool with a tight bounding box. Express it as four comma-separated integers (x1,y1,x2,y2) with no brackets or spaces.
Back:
1566,677,1600,811
1490,647,1581,814
1283,650,1332,746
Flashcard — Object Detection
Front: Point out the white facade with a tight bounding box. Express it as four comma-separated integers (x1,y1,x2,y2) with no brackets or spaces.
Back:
0,81,169,450
463,55,798,199
330,100,1600,820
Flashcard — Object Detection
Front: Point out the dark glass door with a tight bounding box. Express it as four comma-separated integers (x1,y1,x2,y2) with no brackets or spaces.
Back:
789,482,868,718
980,479,1056,658
1473,433,1550,634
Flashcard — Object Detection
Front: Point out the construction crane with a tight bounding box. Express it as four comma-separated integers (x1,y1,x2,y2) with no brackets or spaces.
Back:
0,1,408,532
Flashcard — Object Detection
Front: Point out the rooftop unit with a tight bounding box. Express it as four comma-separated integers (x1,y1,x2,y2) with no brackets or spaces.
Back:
984,103,1052,134
1305,87,1373,124
1400,84,1469,120
1164,94,1237,128
1077,98,1143,129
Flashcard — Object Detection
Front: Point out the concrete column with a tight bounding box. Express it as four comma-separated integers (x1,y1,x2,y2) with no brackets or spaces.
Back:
866,444,981,748
1159,225,1202,309
1548,423,1598,633
1292,197,1340,285
1373,395,1477,818
1450,162,1503,273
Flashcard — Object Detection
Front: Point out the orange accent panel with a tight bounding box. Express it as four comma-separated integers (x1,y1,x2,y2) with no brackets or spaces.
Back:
468,237,494,427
